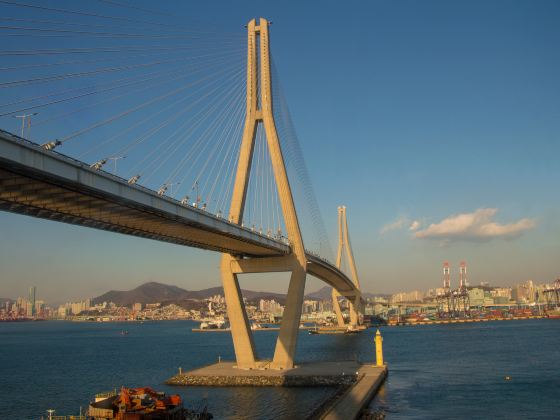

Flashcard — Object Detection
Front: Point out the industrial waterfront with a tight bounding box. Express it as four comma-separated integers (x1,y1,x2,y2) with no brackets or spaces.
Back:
0,319,558,419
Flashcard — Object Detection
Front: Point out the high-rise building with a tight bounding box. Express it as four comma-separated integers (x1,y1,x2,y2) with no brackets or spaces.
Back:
259,299,284,316
512,280,536,303
468,288,485,306
28,286,36,316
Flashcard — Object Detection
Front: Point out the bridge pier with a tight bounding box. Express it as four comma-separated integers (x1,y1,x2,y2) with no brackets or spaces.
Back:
271,265,306,369
220,254,257,369
221,251,311,370
332,289,346,327
349,295,362,326
222,254,307,370
220,17,311,371
332,206,364,329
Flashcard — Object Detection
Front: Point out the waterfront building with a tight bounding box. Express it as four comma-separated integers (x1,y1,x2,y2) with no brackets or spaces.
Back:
34,301,44,316
484,296,495,306
512,280,536,303
534,284,549,303
70,299,91,315
365,302,387,316
28,286,36,316
317,300,333,312
259,299,284,316
372,296,389,304
70,303,81,315
468,287,484,306
302,300,318,314
493,296,509,304
209,294,225,305
491,287,512,300
390,290,424,304
57,306,67,318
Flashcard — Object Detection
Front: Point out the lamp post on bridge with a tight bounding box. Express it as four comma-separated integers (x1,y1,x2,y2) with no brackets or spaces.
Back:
107,155,126,175
192,181,200,207
158,182,180,196
13,113,38,140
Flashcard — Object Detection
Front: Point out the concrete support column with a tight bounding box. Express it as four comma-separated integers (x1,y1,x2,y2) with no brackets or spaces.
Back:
272,264,306,369
349,299,358,326
336,206,363,326
332,288,345,327
220,254,257,369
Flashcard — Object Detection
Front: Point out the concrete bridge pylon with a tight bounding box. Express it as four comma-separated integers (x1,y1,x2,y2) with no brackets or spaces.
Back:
221,18,307,370
332,206,363,327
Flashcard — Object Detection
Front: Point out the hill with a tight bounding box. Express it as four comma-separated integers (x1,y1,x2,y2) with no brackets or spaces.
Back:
305,286,332,300
92,282,382,307
92,282,288,306
92,282,192,306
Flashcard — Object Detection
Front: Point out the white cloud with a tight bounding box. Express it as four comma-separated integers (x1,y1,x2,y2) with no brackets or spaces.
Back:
380,216,409,235
414,208,536,242
409,220,421,231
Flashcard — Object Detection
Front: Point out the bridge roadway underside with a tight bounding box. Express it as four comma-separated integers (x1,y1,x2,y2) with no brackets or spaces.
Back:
0,133,359,298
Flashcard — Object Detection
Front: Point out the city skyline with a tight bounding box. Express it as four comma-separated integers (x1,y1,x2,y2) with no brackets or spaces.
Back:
3,271,558,309
1,0,559,302
4,277,556,324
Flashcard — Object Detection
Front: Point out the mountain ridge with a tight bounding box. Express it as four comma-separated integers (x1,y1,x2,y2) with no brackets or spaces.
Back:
92,281,387,306
93,281,293,306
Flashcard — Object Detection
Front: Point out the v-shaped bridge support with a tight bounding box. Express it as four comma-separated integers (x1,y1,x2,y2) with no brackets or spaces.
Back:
220,18,307,370
332,206,363,327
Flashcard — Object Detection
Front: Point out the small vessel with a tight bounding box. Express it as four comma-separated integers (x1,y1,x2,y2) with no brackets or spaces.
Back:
88,386,212,419
309,325,365,335
309,326,346,335
192,319,229,332
120,330,129,335
199,320,225,329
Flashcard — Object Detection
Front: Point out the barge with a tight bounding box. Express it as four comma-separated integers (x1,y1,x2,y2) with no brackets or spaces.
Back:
87,386,212,419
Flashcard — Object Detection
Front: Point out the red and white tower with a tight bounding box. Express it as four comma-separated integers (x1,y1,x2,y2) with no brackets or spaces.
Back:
459,261,467,290
443,261,451,291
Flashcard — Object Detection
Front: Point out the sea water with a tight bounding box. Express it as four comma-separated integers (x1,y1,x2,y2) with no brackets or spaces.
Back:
0,319,558,419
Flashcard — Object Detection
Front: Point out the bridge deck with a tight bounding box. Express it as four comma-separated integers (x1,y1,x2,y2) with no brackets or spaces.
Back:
0,130,359,297
0,130,289,256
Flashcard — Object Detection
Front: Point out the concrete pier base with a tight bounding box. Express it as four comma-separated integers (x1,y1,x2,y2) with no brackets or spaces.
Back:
166,360,386,388
321,365,387,419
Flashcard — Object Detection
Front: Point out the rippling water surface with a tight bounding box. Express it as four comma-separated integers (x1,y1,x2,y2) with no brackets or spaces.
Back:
0,319,558,419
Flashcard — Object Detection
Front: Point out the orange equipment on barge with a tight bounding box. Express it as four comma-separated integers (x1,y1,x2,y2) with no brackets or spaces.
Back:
88,386,211,419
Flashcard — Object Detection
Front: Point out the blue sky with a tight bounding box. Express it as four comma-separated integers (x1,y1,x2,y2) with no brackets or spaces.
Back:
0,0,559,303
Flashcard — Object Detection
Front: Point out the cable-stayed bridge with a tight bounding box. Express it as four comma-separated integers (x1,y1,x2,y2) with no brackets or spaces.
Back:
0,4,364,370
0,129,357,296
